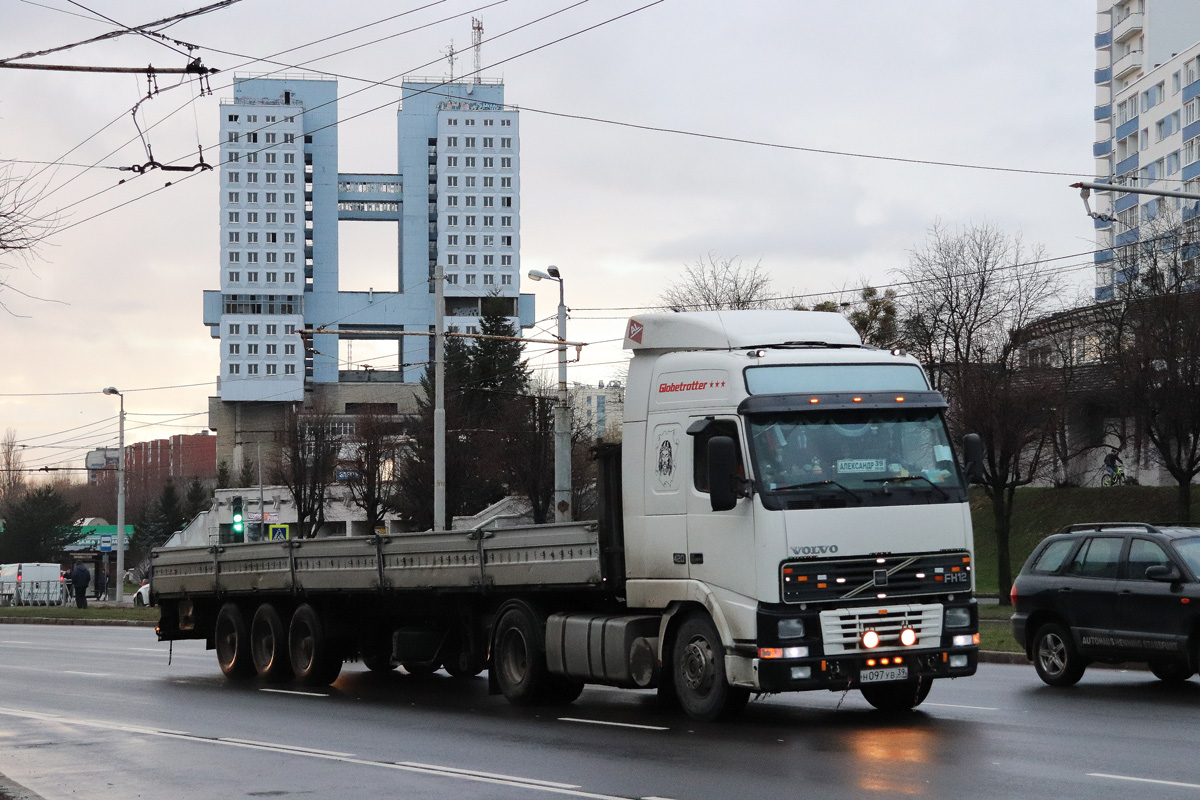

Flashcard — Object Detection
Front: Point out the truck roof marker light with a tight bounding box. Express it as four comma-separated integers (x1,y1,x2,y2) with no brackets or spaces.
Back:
877,592,887,599
1183,598,1191,604
900,628,917,646
861,630,880,649
891,348,906,357
852,396,862,403
835,577,846,583
809,398,819,404
876,558,886,564
915,572,926,579
895,396,905,402
894,656,903,664
866,658,876,667
973,633,980,644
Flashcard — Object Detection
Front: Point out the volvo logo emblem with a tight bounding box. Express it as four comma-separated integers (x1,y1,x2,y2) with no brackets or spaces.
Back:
873,569,888,586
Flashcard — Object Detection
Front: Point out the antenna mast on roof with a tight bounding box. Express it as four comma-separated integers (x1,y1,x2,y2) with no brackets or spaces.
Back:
471,17,483,84
445,41,456,82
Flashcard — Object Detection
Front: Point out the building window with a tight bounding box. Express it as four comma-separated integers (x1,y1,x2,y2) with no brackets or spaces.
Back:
466,235,476,246
266,232,277,243
483,274,495,284
266,270,277,282
484,118,494,126
228,232,240,243
285,271,295,282
483,137,494,148
466,255,476,266
229,344,240,355
284,193,295,203
465,136,476,148
247,172,258,184
483,255,494,266
229,252,241,263
284,253,296,263
265,152,276,164
265,133,276,144
501,274,512,285
247,192,258,203
447,215,458,226
501,119,511,127
483,196,494,207
447,254,458,265
284,173,295,184
247,232,258,244
284,212,295,224
482,235,493,246
284,324,295,334
248,324,259,335
465,196,476,207
266,363,277,375
246,132,258,143
247,212,258,224
465,274,477,284
465,157,476,167
247,363,259,375
247,271,258,282
483,215,494,227
482,157,493,168
266,324,277,335
501,177,512,189
228,192,240,204
247,343,259,355
465,118,475,126
501,235,512,246
266,212,277,223
228,132,239,143
501,137,512,148
447,118,458,126
229,324,240,335
247,253,259,264
446,274,458,284
465,176,476,187
284,232,295,243
285,364,296,375
229,363,240,375
466,215,476,226
265,173,277,184
284,152,295,164
228,171,240,183
447,235,458,246
447,156,458,167
447,176,458,187
501,216,512,227
246,152,258,163
501,255,512,266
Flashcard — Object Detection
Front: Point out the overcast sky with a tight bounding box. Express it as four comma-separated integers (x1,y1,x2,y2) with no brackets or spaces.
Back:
1,0,1098,474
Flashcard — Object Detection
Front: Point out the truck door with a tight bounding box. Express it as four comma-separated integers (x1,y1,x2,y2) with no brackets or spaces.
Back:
641,421,689,579
686,417,756,597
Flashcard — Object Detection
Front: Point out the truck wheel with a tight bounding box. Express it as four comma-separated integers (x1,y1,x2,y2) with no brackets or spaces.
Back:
362,653,398,672
288,604,343,686
250,603,291,681
401,662,438,676
543,675,585,705
494,605,552,705
671,612,749,721
443,649,486,679
861,677,932,712
215,603,254,679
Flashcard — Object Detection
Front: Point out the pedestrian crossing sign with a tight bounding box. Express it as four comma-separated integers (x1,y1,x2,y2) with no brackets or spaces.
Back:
268,525,290,541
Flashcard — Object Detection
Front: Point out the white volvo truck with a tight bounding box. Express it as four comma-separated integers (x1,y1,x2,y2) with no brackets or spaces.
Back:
152,311,980,720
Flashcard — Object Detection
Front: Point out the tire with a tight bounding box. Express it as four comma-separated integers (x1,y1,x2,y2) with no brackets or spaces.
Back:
861,677,932,712
1033,622,1086,687
671,612,749,722
493,605,552,706
543,675,586,705
250,603,291,681
134,594,145,607
443,648,486,679
215,603,254,679
288,604,344,686
1149,660,1194,683
362,652,398,673
1101,473,1114,487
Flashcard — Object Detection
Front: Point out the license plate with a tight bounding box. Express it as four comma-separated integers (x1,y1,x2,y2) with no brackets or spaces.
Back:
860,666,908,684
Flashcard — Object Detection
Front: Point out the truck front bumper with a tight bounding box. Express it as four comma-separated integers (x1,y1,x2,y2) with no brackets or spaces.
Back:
754,644,978,693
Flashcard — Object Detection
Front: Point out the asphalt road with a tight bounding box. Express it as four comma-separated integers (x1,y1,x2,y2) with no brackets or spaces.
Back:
1,625,1199,800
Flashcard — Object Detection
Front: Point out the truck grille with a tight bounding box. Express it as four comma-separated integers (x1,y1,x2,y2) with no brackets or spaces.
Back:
780,551,971,604
820,603,944,654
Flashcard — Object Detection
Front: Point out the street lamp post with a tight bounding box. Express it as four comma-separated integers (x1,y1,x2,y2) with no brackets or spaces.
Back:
527,266,571,522
102,387,125,603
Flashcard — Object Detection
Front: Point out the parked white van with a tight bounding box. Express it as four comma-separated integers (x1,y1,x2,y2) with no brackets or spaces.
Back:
0,563,66,606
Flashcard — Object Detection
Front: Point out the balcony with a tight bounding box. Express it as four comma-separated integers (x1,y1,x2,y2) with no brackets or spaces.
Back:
1113,11,1143,43
1094,103,1112,121
1094,140,1113,157
1112,49,1144,80
1095,30,1112,49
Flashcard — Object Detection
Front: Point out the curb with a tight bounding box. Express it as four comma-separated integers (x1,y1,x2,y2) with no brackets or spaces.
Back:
0,617,154,627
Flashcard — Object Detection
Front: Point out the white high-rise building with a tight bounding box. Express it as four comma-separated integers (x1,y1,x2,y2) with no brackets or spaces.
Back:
204,74,531,466
1092,0,1200,299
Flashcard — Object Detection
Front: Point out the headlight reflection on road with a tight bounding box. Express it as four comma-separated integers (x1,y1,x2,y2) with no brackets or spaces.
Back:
846,726,933,794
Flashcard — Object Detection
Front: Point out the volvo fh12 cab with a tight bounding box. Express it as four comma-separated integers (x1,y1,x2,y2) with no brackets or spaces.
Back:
152,310,979,721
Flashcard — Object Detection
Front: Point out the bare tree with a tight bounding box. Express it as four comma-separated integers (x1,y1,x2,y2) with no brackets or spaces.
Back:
0,428,24,506
345,407,406,533
659,253,781,311
273,403,341,538
898,222,1061,603
0,166,57,315
1103,208,1200,520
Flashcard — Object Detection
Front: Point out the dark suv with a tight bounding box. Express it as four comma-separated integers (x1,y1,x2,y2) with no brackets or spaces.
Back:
1011,523,1200,686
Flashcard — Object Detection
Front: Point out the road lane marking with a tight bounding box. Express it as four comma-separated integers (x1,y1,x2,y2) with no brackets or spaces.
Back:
1090,773,1200,789
221,738,354,757
0,706,644,800
559,717,669,731
64,671,109,677
259,688,329,697
923,702,998,711
399,762,580,789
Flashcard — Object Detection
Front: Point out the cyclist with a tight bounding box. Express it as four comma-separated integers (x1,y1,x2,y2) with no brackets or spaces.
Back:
1103,448,1124,485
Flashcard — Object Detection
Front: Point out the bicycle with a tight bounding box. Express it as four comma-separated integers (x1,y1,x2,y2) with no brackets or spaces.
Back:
1101,465,1133,486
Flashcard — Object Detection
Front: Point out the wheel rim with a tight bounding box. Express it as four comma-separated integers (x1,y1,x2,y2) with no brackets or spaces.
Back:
252,620,276,670
216,617,239,669
681,634,716,696
1038,632,1067,677
499,627,529,687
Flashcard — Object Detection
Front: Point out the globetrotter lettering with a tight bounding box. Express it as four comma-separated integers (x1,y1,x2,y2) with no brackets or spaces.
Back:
658,380,727,393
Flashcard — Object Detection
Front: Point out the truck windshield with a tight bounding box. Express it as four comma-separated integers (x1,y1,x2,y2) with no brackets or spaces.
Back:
746,407,964,507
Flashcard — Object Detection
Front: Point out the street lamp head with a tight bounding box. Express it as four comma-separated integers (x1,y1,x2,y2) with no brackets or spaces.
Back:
546,265,560,279
102,387,121,396
527,269,551,282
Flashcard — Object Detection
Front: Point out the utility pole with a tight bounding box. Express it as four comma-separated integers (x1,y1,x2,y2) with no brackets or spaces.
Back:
434,264,446,531
102,388,126,602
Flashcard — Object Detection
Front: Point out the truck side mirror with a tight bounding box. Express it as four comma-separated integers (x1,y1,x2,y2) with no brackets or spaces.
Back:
708,435,739,512
962,433,985,485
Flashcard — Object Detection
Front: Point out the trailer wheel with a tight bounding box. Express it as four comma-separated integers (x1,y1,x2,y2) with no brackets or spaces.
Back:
250,603,291,681
443,649,486,679
362,653,398,673
288,604,343,686
494,605,552,705
860,677,933,712
672,612,749,721
215,603,254,679
401,662,438,676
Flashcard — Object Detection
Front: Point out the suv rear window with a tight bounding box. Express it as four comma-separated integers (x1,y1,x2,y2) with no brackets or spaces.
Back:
1032,539,1074,573
1065,536,1122,579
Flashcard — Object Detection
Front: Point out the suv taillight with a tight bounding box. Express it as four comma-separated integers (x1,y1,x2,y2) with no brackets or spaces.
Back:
1010,582,1018,605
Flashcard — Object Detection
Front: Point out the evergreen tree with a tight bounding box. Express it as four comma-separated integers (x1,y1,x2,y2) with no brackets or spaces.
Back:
0,485,82,562
238,456,255,488
216,460,231,489
184,477,211,522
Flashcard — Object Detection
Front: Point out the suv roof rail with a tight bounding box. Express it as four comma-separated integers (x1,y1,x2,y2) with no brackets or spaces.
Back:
1056,522,1162,534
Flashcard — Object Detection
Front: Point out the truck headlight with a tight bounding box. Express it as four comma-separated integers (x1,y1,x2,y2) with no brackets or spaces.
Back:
777,618,805,639
944,607,971,628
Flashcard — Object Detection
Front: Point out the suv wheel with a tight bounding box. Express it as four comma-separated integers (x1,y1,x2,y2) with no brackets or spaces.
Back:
1033,623,1086,687
1149,660,1194,683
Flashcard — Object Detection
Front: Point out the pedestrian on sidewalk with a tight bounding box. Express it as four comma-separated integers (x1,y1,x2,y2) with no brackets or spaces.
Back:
93,570,108,601
70,562,91,609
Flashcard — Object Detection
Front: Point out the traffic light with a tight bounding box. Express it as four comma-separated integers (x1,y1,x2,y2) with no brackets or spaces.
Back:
231,495,244,536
